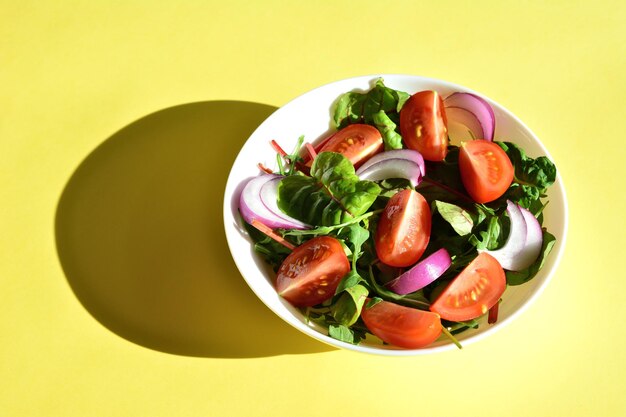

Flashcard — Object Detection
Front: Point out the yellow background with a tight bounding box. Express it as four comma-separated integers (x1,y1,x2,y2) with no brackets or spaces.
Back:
2,1,625,416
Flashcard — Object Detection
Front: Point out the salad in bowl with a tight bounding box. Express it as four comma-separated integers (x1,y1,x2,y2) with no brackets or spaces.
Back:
223,75,567,355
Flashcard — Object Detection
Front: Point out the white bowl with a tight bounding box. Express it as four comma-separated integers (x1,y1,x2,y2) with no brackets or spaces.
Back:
223,74,568,355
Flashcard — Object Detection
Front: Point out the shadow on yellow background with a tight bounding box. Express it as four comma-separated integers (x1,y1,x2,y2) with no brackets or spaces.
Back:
55,101,334,357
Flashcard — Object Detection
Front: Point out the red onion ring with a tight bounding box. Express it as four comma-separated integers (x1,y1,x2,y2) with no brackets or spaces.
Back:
239,174,310,230
385,248,452,295
444,92,496,141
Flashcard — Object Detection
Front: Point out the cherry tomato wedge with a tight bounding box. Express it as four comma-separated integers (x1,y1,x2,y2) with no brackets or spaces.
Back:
275,236,349,307
400,90,448,161
375,189,431,267
458,140,514,203
361,299,442,349
430,252,506,321
312,124,383,168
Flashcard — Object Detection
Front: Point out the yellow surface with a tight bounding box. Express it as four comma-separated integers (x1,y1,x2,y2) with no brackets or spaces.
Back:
2,1,625,416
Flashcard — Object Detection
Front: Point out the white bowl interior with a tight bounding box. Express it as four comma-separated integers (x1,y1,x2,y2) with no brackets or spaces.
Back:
223,74,568,355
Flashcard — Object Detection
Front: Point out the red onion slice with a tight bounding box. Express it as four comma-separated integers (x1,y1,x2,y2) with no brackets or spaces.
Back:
385,248,452,295
260,177,310,229
356,149,425,187
481,200,527,270
445,106,484,142
356,158,423,187
513,207,543,271
358,149,425,175
444,92,495,140
239,174,310,230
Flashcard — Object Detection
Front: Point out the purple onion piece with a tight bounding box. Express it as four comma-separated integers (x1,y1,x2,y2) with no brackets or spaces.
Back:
445,106,485,142
357,149,425,179
511,207,543,271
386,248,452,295
239,174,310,230
356,149,425,187
444,92,496,140
480,200,527,270
356,158,423,187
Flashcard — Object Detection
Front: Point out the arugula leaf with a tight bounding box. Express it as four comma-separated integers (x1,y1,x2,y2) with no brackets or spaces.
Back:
372,110,403,150
331,284,369,326
328,324,365,345
241,217,292,271
335,270,365,295
506,230,556,285
433,200,474,236
282,209,380,240
338,224,370,268
469,216,502,251
277,152,380,226
473,203,496,227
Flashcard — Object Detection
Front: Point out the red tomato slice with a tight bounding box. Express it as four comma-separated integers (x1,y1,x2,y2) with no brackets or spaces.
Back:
275,236,350,307
361,299,442,349
458,140,514,203
375,189,431,267
430,252,506,321
400,90,448,161
314,124,383,168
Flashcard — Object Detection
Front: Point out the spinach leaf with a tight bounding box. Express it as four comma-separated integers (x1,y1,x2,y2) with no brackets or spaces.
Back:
333,78,409,150
372,110,403,150
506,230,556,285
333,78,409,128
417,147,474,206
422,146,465,193
433,200,474,236
377,178,414,198
277,152,380,226
496,141,557,214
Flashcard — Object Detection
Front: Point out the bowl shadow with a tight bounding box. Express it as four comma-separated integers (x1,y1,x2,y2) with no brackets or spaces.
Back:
55,100,334,357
